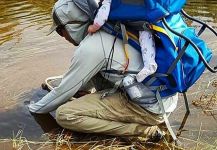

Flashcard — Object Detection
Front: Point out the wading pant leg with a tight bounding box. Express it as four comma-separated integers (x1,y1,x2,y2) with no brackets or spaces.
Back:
56,92,164,137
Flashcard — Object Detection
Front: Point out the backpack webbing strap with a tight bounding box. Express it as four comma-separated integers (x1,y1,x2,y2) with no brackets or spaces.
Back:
126,21,151,31
148,85,167,91
150,24,168,35
156,89,181,145
145,73,168,87
100,79,122,99
149,24,177,50
167,41,190,74
120,24,130,73
101,69,138,75
127,31,139,41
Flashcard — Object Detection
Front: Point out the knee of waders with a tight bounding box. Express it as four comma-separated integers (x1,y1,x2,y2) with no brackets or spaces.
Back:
56,105,68,125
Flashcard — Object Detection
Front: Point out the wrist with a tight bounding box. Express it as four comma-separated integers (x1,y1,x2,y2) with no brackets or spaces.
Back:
92,23,101,30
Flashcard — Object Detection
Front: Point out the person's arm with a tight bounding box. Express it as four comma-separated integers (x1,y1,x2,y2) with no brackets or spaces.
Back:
88,0,111,34
28,35,107,113
136,31,157,82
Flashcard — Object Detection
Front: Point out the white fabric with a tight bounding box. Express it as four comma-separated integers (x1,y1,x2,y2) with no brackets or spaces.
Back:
136,31,157,82
28,31,178,114
93,0,111,27
147,93,178,114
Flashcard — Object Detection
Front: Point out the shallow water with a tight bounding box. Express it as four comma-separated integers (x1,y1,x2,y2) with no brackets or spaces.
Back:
0,0,55,69
0,0,217,146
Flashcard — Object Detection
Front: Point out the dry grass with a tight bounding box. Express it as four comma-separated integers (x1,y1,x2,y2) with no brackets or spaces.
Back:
192,79,217,116
0,129,186,150
0,129,216,150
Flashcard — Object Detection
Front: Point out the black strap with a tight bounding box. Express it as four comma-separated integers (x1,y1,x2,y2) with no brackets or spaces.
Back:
98,0,104,7
125,21,152,32
64,20,88,26
100,34,118,89
102,69,139,75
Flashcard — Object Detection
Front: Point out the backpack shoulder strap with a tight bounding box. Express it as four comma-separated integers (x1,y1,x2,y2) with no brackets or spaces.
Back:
120,24,130,72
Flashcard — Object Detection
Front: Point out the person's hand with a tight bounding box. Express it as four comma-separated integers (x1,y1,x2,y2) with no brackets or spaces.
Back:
88,24,100,34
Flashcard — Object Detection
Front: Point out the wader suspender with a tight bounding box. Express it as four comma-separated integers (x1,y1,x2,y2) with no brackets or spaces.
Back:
120,24,130,73
156,89,181,145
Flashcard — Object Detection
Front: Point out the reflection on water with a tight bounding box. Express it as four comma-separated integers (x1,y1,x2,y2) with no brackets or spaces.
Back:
0,0,55,45
185,0,217,26
0,0,57,70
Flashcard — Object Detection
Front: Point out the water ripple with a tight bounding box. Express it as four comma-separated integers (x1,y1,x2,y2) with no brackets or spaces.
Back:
0,0,54,45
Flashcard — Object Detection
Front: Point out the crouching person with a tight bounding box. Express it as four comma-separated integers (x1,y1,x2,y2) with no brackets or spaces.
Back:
28,0,178,142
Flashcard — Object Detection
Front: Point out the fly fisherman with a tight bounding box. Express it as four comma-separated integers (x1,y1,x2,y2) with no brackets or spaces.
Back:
28,0,178,142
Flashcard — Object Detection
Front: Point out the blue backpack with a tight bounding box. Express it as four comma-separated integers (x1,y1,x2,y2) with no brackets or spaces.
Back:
109,0,185,22
102,0,216,98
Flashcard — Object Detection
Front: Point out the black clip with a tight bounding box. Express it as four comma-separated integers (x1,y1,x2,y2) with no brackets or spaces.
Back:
114,22,121,32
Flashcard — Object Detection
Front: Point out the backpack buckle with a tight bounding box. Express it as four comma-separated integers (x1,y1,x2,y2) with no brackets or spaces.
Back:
114,22,121,32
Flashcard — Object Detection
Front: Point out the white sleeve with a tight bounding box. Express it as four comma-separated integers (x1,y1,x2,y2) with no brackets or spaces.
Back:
136,30,158,82
94,0,111,27
28,34,107,113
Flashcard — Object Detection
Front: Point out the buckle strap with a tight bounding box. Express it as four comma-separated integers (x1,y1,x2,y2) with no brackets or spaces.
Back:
100,80,122,99
149,24,177,50
145,73,168,86
101,69,138,75
156,89,181,145
149,85,167,91
120,24,130,73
